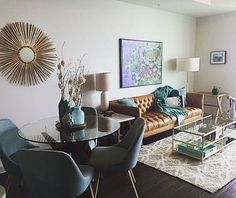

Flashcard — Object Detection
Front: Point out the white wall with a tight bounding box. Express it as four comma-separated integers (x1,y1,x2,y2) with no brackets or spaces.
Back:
195,12,236,112
0,0,196,126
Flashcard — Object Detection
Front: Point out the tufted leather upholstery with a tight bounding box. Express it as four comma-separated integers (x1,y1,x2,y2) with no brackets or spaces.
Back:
185,107,202,118
132,94,155,114
109,93,204,138
143,112,176,132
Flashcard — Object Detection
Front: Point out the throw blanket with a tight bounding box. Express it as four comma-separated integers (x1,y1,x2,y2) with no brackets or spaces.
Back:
154,85,187,125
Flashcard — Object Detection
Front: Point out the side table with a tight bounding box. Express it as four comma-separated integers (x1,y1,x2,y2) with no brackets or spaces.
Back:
197,91,226,118
101,113,135,142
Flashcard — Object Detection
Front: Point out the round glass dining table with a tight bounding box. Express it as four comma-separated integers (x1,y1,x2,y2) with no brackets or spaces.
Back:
18,115,120,145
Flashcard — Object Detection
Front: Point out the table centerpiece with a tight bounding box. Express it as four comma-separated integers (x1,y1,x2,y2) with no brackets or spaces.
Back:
57,44,86,129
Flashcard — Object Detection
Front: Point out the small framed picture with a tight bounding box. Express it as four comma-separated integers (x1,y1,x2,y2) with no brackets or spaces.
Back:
210,51,226,64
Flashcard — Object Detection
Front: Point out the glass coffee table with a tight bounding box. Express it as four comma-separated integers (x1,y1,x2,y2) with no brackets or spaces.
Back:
172,115,236,160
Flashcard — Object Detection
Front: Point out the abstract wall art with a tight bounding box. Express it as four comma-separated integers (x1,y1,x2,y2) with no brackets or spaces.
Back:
119,38,162,88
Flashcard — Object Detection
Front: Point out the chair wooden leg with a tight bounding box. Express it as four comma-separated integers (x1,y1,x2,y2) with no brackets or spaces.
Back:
94,172,101,198
128,170,139,198
89,183,95,198
130,169,136,183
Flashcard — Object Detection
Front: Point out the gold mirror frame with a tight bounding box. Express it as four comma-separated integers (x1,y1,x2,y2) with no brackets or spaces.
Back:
0,22,56,86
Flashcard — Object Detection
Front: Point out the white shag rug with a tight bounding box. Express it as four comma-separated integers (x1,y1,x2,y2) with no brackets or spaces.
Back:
138,134,236,193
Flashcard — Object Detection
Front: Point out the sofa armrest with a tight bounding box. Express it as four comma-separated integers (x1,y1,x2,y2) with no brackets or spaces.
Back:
186,92,204,110
109,102,141,118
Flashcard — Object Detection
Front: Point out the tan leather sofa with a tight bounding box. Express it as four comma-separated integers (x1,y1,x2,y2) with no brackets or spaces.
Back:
109,93,204,138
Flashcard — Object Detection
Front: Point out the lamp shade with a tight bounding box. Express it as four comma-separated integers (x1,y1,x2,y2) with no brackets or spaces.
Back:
96,72,111,91
176,58,200,72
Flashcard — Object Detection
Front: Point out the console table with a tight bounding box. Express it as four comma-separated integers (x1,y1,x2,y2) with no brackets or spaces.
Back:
198,91,226,118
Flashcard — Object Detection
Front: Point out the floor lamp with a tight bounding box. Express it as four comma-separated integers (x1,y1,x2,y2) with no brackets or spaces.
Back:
96,72,111,112
176,57,200,92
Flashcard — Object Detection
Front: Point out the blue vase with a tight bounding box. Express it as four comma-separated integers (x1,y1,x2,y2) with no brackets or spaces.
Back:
71,106,84,125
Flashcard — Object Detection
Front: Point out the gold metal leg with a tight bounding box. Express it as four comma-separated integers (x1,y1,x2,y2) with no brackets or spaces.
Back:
216,97,220,118
216,96,223,118
94,172,101,198
128,170,139,198
219,97,224,115
89,183,95,198
130,169,136,183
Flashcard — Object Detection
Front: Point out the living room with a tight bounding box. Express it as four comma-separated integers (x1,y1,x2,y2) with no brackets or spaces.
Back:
0,0,236,197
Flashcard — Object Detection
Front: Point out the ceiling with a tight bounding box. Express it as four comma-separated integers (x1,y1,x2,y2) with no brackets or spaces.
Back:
117,0,236,17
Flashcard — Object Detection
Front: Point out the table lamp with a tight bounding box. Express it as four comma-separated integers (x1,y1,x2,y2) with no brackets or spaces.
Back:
96,72,111,112
176,57,200,91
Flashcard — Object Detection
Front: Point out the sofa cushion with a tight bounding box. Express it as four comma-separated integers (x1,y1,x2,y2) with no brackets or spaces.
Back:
185,107,202,119
168,89,179,97
168,89,185,107
133,94,155,114
142,107,202,133
142,111,177,132
166,96,182,107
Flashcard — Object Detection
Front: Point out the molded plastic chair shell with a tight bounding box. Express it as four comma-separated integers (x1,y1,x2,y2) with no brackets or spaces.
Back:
14,149,94,198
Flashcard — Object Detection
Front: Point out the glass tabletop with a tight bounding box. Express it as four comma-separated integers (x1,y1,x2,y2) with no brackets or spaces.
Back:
174,115,236,136
18,115,120,144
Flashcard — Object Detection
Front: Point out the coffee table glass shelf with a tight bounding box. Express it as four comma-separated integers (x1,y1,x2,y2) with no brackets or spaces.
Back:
172,115,236,160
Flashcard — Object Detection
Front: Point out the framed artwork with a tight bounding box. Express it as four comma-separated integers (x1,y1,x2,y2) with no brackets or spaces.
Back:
210,51,226,64
119,38,163,88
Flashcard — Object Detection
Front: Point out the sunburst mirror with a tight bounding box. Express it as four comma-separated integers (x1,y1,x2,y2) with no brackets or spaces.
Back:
0,22,56,86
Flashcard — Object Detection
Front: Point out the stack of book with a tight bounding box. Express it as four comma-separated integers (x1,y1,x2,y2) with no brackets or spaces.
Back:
177,139,218,159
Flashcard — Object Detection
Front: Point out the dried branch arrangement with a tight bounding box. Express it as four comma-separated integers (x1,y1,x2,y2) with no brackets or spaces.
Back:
0,22,56,86
57,43,86,106
68,57,86,106
57,59,69,100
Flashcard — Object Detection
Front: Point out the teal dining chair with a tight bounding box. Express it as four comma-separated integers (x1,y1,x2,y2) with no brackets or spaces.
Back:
0,119,38,191
82,107,98,151
13,149,95,198
82,107,97,117
89,117,145,198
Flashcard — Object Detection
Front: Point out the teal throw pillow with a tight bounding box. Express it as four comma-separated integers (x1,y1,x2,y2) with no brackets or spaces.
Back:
118,98,138,107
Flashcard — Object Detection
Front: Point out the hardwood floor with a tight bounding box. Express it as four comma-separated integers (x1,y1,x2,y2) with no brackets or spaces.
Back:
2,161,236,198
94,162,236,198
